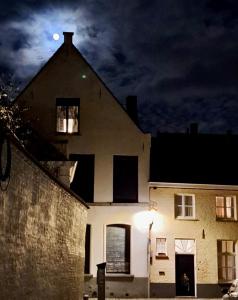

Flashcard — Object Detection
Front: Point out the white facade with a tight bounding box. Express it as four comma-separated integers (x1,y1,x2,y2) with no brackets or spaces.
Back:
16,32,151,298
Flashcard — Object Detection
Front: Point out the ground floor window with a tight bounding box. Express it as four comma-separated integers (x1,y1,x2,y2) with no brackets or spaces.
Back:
217,240,236,282
156,238,167,256
106,224,130,273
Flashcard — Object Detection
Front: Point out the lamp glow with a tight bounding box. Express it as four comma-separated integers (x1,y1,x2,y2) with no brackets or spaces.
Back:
133,210,160,232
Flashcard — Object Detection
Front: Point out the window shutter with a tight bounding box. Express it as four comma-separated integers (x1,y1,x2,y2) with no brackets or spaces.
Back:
174,194,180,218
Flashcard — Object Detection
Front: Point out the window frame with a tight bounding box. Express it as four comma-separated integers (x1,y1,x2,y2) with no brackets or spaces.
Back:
105,224,131,274
56,98,80,134
217,240,237,283
175,193,196,219
156,238,168,258
216,196,237,220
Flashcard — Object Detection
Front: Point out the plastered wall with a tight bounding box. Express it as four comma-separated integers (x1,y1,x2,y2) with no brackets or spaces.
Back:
149,185,238,286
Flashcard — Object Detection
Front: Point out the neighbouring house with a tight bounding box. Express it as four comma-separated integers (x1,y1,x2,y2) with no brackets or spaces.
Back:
149,129,238,298
0,130,88,300
16,32,151,298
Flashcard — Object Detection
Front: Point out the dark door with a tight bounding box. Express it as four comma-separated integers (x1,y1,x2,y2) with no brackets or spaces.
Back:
176,254,195,296
84,224,91,274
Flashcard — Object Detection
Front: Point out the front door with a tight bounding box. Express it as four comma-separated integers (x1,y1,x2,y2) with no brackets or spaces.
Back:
176,254,195,296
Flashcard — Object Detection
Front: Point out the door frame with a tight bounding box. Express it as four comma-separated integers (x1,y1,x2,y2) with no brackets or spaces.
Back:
175,239,197,297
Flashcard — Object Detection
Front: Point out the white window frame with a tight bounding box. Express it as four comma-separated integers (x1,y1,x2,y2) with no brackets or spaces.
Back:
156,238,167,256
216,196,237,220
175,194,195,219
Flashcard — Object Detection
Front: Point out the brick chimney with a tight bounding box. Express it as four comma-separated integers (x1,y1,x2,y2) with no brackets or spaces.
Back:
126,96,138,125
63,32,74,45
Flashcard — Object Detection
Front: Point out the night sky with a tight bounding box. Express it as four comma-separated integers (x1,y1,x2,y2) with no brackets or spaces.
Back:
1,0,238,135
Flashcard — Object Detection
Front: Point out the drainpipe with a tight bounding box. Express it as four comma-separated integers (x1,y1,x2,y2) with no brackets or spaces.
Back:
148,221,153,298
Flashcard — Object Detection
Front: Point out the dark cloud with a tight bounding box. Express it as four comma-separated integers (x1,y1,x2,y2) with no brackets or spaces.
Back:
1,0,238,134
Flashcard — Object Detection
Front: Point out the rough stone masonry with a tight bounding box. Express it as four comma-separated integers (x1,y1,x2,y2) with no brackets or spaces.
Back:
0,135,88,300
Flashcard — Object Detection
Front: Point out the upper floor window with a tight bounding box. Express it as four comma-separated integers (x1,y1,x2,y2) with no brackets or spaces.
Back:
56,98,80,133
217,240,236,282
216,196,236,220
113,156,138,203
106,224,130,274
175,194,195,219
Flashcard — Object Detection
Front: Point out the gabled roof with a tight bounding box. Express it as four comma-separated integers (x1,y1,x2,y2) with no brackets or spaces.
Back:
150,132,238,185
14,33,145,134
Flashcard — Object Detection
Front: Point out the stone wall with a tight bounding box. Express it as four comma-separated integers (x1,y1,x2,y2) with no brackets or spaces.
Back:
0,136,88,300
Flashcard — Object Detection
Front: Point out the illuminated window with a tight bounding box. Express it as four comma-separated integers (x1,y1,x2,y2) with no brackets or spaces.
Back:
216,196,236,220
217,240,236,282
56,98,79,133
156,238,167,256
106,224,130,274
175,194,195,219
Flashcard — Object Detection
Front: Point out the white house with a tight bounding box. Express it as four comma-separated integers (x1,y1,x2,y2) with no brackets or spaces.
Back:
16,32,151,298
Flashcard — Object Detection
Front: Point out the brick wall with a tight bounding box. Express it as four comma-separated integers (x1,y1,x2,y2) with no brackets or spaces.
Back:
0,137,88,300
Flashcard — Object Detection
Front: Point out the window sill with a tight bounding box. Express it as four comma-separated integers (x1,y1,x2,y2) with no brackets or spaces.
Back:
84,274,93,280
106,274,134,281
56,132,81,136
175,218,199,221
218,280,234,285
156,255,169,260
216,218,237,222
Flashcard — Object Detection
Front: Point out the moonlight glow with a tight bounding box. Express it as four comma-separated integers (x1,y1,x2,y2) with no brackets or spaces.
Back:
53,33,60,41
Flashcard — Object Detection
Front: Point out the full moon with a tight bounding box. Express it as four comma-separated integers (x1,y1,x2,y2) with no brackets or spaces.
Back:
53,33,60,41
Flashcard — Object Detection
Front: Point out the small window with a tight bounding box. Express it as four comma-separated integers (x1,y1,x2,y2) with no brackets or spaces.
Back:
175,194,195,219
216,196,236,220
156,238,167,256
56,98,80,133
217,240,236,282
106,224,130,274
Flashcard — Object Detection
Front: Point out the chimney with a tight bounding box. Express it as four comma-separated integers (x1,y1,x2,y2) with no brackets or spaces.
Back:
126,96,138,125
63,32,74,45
190,123,198,135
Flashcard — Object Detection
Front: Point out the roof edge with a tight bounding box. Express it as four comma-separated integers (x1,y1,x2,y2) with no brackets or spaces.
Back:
149,181,238,190
13,40,148,135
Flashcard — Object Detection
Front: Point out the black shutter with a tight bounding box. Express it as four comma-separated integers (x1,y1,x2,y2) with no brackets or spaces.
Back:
69,154,94,202
84,224,91,274
113,156,138,203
